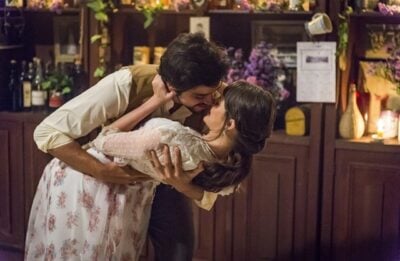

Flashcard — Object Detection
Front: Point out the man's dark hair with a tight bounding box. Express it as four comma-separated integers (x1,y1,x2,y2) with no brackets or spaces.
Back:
158,33,229,91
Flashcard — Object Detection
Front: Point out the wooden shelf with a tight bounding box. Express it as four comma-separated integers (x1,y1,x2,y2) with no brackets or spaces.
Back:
350,11,400,22
268,129,310,146
351,11,400,17
116,7,195,15
23,7,80,14
0,44,23,50
115,7,313,17
208,9,313,15
0,111,50,123
336,136,400,153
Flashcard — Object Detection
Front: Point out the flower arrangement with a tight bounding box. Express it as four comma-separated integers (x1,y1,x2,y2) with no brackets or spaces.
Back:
378,2,400,15
226,42,290,105
174,0,190,11
385,47,400,94
255,0,287,12
366,47,400,94
226,47,245,83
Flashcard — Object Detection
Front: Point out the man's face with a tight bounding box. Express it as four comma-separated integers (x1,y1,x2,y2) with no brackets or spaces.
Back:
174,84,221,112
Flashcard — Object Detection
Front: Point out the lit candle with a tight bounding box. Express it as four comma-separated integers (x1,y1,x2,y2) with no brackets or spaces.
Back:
376,118,384,138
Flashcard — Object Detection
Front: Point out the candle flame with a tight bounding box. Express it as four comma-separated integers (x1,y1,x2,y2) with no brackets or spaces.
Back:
377,118,384,138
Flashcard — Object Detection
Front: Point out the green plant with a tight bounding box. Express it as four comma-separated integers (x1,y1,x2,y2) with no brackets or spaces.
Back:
337,5,353,71
135,2,164,29
42,73,73,95
86,0,116,78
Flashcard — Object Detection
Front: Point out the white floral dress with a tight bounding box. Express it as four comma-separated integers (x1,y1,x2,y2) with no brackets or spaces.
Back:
25,118,216,261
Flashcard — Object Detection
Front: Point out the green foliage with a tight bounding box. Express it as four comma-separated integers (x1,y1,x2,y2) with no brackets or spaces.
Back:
42,73,73,95
337,5,353,71
136,3,164,29
90,34,102,43
94,66,106,78
86,0,116,78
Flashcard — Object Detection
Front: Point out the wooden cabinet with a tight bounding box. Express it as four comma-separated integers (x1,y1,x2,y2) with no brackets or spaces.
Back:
232,130,321,261
321,139,400,261
0,112,52,256
0,119,24,250
333,143,400,261
189,125,323,261
321,1,400,260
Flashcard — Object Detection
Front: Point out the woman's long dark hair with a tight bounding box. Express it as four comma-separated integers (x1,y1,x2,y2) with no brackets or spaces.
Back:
192,81,276,192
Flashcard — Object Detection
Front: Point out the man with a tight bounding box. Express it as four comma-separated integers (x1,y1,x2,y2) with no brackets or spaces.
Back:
33,33,229,260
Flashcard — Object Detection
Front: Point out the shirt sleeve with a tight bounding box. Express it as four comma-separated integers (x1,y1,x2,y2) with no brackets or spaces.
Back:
34,69,133,153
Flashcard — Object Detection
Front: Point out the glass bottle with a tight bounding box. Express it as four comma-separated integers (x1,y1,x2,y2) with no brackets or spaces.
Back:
31,58,47,111
22,61,34,111
9,59,23,111
72,60,87,96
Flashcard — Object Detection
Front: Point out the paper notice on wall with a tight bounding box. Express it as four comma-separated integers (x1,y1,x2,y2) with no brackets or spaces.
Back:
296,42,336,103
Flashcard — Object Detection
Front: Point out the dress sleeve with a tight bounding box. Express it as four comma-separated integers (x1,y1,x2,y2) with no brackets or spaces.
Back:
92,124,162,160
34,69,132,152
194,186,236,211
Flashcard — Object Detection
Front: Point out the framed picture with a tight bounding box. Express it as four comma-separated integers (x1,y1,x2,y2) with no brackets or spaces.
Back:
53,16,80,64
251,20,308,68
190,17,210,41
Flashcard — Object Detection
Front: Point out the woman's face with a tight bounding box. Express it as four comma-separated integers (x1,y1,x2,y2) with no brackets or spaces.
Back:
203,95,227,132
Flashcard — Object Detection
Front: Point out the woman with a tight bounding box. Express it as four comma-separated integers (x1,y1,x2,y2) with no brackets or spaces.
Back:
25,81,276,261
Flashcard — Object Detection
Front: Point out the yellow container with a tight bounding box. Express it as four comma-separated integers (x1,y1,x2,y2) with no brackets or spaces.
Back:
285,105,310,136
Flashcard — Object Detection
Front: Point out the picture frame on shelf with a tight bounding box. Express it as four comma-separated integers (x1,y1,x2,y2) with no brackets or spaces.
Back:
251,20,308,68
190,17,210,41
53,16,80,64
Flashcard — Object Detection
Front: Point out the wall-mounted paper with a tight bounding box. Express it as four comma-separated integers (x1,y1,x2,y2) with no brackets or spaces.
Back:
296,42,336,103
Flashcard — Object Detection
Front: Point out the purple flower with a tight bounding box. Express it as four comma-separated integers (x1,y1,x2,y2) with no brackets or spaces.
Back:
378,3,400,15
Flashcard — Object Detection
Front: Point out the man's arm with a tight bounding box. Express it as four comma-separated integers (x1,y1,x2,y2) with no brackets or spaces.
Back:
49,142,151,183
35,69,155,184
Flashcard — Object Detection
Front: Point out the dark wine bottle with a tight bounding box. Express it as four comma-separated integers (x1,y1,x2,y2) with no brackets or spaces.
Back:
9,59,23,111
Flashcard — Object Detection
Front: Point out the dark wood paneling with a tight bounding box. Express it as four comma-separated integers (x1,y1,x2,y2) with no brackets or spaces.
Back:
193,204,215,260
248,154,296,260
330,150,400,261
230,139,319,261
0,120,24,250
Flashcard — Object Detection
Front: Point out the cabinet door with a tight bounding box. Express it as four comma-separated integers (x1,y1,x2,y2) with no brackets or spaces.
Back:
0,120,24,250
192,204,215,260
332,150,400,261
232,142,318,261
